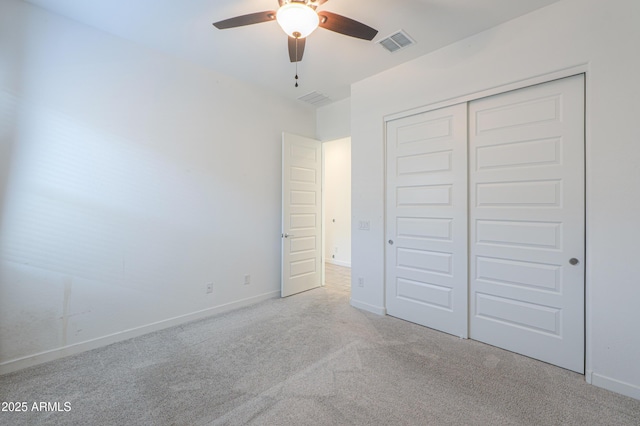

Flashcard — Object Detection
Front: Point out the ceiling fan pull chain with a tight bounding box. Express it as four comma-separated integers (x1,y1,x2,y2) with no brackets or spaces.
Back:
294,37,299,87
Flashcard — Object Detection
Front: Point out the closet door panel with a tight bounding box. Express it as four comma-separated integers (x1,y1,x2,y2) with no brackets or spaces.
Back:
386,103,468,338
468,75,585,373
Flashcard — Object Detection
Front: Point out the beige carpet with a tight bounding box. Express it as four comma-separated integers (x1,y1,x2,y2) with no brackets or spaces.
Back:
1,263,639,425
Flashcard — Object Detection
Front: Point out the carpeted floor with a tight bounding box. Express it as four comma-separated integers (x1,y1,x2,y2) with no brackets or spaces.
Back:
1,263,639,425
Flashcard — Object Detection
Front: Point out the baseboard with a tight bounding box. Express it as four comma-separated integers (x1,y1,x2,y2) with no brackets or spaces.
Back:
0,290,280,376
326,259,351,268
350,298,386,316
590,371,640,401
585,369,593,384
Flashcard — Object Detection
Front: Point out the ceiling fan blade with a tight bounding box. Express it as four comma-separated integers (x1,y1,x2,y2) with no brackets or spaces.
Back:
318,11,378,41
213,11,276,29
288,37,306,62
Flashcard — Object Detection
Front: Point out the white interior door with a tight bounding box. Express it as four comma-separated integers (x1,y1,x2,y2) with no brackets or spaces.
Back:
468,75,585,373
282,132,322,297
385,103,468,338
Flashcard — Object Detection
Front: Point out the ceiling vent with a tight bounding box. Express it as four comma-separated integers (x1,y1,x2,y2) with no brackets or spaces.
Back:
378,30,415,53
298,91,332,107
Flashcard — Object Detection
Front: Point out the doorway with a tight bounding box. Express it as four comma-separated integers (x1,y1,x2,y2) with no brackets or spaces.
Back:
323,137,352,269
281,134,352,297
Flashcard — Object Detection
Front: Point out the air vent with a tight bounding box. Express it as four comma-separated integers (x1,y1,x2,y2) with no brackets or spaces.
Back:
298,91,332,107
378,30,415,53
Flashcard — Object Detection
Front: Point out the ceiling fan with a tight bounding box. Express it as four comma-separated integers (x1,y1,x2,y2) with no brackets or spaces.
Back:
213,0,378,85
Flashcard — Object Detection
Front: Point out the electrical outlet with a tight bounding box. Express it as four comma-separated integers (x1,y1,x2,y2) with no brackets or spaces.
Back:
358,277,364,287
244,275,251,285
206,283,214,294
334,246,338,254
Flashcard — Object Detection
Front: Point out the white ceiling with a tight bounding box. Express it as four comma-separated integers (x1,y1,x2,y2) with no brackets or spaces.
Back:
23,0,562,106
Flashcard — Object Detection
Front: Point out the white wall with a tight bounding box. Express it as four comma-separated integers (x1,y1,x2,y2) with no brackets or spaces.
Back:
351,0,640,400
316,98,350,142
0,0,315,372
323,138,351,267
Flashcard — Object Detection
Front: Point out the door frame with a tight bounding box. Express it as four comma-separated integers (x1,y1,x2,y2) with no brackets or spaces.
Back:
383,64,589,374
282,134,345,294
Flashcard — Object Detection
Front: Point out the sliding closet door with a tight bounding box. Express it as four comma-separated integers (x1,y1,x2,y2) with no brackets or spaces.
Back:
468,75,585,373
386,104,468,338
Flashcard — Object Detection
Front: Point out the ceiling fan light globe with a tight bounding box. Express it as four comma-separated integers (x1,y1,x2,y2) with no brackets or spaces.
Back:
276,3,319,38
